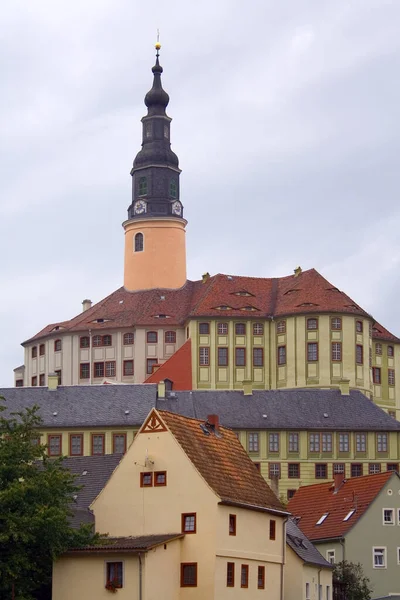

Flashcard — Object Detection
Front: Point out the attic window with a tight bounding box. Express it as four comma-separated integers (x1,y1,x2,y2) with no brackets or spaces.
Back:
343,510,355,522
373,327,381,334
327,287,341,293
241,306,257,311
284,289,301,295
215,305,231,311
345,304,359,309
233,291,253,297
298,302,318,307
154,314,170,319
316,513,328,525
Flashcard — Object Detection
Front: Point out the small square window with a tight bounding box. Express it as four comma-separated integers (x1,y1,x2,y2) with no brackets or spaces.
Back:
182,513,196,533
106,562,123,590
147,331,158,343
368,463,381,474
387,463,399,472
331,318,342,330
383,509,394,525
288,463,300,478
217,323,228,335
154,471,167,486
235,323,246,335
269,519,276,540
287,489,296,500
269,463,281,478
199,323,210,335
351,463,362,477
165,331,176,344
123,332,134,345
147,358,158,374
140,472,153,487
92,335,102,347
315,464,328,479
102,335,112,346
241,564,249,588
253,323,264,335
307,318,318,330
181,563,197,587
229,514,236,536
333,463,345,475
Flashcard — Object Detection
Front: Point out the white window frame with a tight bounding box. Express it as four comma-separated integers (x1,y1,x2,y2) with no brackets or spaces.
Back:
383,508,394,525
326,549,335,564
373,547,387,569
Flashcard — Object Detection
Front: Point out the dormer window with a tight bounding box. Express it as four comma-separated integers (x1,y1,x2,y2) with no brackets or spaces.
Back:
138,177,147,196
135,233,144,252
170,179,177,198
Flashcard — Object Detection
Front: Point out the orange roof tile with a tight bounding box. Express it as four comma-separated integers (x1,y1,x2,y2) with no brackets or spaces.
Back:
154,409,286,514
145,339,192,390
287,471,397,540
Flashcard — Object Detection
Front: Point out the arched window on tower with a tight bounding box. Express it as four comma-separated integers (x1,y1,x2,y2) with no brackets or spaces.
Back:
134,233,144,252
138,177,147,196
169,179,177,198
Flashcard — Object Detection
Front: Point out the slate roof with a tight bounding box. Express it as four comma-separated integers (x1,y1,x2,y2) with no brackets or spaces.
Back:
69,534,184,553
23,268,399,344
157,410,287,514
157,389,400,431
287,471,399,541
0,384,157,428
286,518,333,569
145,339,192,389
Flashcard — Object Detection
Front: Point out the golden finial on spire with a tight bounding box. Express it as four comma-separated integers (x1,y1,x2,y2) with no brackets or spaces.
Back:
155,29,161,51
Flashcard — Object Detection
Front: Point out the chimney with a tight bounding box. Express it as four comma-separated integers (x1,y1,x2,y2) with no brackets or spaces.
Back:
293,266,302,278
339,379,350,395
207,414,219,431
243,379,253,396
269,475,279,498
202,272,210,284
82,299,92,312
333,472,345,493
157,380,166,399
48,373,59,391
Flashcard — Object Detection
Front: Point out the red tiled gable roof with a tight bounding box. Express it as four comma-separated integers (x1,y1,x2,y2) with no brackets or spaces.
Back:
145,339,192,390
287,471,396,541
24,268,399,344
371,321,400,343
155,409,286,513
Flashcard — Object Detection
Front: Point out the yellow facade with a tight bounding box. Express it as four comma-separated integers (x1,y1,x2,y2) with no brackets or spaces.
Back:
285,549,332,600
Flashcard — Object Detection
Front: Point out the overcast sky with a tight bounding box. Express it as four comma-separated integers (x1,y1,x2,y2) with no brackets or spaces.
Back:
1,0,399,386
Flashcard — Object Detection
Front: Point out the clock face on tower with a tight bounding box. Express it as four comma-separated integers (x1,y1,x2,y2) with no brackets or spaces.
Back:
134,200,147,215
171,200,182,216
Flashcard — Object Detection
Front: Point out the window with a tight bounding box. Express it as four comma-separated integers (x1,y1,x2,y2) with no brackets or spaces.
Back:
165,331,176,344
388,410,396,418
269,519,276,540
55,370,62,385
332,342,342,361
106,562,123,589
147,358,158,374
315,464,327,479
322,433,332,453
375,343,382,356
15,380,23,387
39,374,45,386
356,321,363,333
182,513,196,533
241,564,249,588
54,339,62,352
93,335,102,347
327,550,335,564
309,433,320,453
333,463,345,475
372,367,381,384
138,176,147,196
233,323,245,336
199,347,210,366
134,232,144,252
69,434,83,456
169,179,177,198
316,513,328,525
383,509,394,525
278,346,286,365
388,369,395,385
113,433,127,454
181,563,197,587
253,323,264,335
351,463,362,477
339,433,349,453
331,317,342,330
356,433,366,452
288,463,300,478
258,566,265,589
229,514,236,536
269,463,281,478
388,345,394,357
253,461,261,471
307,342,318,361
105,361,116,377
218,347,228,366
94,362,105,378
199,322,210,335
31,376,37,386
377,433,388,453
39,344,45,356
146,331,157,343
80,336,90,348
307,318,318,330
235,348,246,366
344,510,355,521
356,345,363,364
369,463,381,474
248,432,259,453
288,432,299,453
217,323,228,335
387,463,399,472
123,360,134,376
369,347,372,367
123,332,134,345
269,433,279,453
31,346,37,358
287,489,296,500
140,472,153,487
253,347,264,367
103,335,112,347
306,582,310,600
48,434,62,456
91,434,105,455
277,320,286,334
154,471,167,486
373,547,386,568
227,562,235,587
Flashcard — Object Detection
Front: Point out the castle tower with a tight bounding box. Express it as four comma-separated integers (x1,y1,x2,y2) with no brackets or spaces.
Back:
123,43,187,291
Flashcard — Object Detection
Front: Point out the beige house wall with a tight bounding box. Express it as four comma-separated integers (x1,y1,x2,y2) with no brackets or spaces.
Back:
285,547,333,600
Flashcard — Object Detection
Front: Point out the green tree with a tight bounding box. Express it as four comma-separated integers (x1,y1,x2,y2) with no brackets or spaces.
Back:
0,401,98,599
333,560,372,600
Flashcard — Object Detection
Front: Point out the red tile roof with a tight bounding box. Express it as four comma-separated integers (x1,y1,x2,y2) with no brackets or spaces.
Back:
287,471,397,541
155,409,286,514
145,339,192,390
23,268,399,344
372,321,400,343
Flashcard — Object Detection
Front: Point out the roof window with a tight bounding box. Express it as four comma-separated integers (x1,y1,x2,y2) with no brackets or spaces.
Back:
284,288,301,295
316,513,329,525
343,510,355,521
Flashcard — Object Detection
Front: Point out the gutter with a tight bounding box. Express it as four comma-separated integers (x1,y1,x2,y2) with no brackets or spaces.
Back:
219,499,290,517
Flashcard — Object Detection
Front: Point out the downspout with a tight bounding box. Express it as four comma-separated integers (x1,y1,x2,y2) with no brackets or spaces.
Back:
339,537,345,561
138,553,143,600
318,568,322,600
281,517,289,600
89,329,92,385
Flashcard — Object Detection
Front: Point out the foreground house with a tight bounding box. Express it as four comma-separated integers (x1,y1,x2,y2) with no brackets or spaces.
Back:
53,409,290,599
288,471,400,599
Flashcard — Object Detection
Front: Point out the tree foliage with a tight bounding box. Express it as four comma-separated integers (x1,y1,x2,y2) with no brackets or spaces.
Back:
0,401,98,599
333,560,372,600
